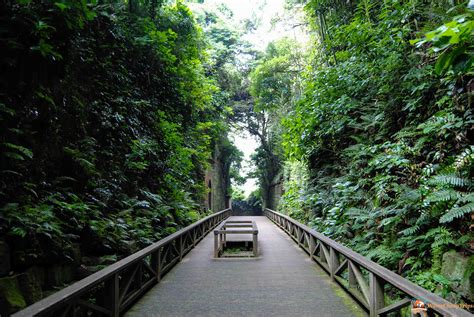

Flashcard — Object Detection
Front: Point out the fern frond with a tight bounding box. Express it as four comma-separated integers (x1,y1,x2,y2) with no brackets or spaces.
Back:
399,187,422,202
432,235,454,249
455,146,474,169
456,235,471,247
366,244,403,267
399,225,420,236
425,189,460,203
440,202,474,223
428,174,472,188
346,207,370,217
458,193,474,203
425,226,451,239
415,211,431,226
378,215,399,229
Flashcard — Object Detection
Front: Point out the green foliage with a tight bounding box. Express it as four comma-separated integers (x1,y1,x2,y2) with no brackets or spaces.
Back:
276,0,474,301
2,143,33,161
423,147,474,225
250,38,304,112
441,202,474,223
245,38,307,209
411,11,474,75
231,187,246,201
0,0,235,291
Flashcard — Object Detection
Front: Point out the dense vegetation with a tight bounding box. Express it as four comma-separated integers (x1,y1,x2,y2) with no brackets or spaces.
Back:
247,37,306,210
1,0,472,313
0,0,242,313
260,0,473,303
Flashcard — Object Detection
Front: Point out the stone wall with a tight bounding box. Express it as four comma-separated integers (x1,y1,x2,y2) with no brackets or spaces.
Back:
0,239,80,315
203,143,230,213
0,238,124,315
264,171,283,211
441,250,474,302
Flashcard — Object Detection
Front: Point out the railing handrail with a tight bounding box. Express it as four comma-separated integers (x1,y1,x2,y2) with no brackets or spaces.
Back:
265,208,472,317
14,208,231,317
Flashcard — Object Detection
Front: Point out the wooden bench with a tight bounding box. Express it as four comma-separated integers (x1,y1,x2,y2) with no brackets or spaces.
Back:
214,220,258,257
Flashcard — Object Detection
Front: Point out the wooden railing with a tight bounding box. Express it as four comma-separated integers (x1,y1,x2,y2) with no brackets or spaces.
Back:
265,208,472,317
13,208,231,317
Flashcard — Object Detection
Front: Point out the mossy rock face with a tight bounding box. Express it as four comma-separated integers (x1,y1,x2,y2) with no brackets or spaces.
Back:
18,270,43,304
442,250,474,301
9,235,53,268
71,243,82,264
45,265,75,288
28,266,46,288
0,275,27,315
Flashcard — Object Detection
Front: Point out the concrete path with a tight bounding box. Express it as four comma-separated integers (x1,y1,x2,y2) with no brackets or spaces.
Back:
126,216,365,317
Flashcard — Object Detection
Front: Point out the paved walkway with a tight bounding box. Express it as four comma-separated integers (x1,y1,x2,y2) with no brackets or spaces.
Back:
126,216,365,317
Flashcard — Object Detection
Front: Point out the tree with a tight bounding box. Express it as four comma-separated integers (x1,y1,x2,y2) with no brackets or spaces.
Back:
246,38,307,209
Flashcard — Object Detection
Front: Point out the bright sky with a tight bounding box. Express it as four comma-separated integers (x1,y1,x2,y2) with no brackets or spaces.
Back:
230,129,258,197
199,0,307,50
225,0,285,50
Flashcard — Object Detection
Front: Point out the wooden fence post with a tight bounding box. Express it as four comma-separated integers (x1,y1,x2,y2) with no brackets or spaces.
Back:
329,247,340,281
370,272,384,317
179,235,183,261
348,260,357,289
151,249,161,282
105,273,120,317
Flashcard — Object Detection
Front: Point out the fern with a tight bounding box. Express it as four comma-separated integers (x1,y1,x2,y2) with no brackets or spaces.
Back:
440,202,474,223
454,146,474,169
399,210,431,236
399,186,422,202
415,211,432,226
428,227,455,249
367,244,403,267
2,142,33,160
458,193,474,203
399,225,420,236
424,227,455,273
428,174,472,188
425,189,461,203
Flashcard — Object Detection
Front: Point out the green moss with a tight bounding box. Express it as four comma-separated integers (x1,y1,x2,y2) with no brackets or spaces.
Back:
330,283,367,317
311,265,366,317
0,276,27,311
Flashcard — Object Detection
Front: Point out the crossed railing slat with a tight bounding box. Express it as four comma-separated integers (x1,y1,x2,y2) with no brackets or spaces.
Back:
13,209,231,317
13,208,472,317
265,208,472,317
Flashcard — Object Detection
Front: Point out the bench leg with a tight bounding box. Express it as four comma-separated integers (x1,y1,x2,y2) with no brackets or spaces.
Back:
253,233,258,256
